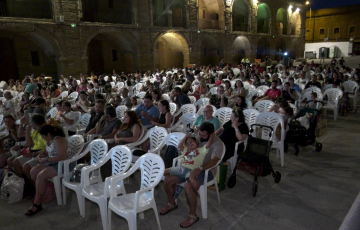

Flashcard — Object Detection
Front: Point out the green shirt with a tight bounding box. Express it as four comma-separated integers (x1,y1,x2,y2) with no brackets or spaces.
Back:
192,115,220,131
181,146,209,170
25,83,36,94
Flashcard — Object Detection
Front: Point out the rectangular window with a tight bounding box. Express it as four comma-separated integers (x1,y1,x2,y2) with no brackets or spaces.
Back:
334,28,340,34
320,29,325,35
203,10,205,19
108,0,114,8
350,26,355,33
31,51,40,66
216,13,219,20
112,49,117,61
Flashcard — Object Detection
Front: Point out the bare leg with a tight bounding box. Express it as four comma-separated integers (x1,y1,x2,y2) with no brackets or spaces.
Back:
184,179,200,216
0,153,8,168
12,158,23,176
163,175,179,206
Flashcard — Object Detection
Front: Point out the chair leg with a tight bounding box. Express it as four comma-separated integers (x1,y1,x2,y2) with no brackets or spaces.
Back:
107,208,112,230
99,201,107,230
62,184,67,205
280,147,284,167
139,212,144,219
199,186,208,219
76,189,85,217
334,108,338,121
128,214,137,230
214,182,221,203
152,203,162,230
53,177,62,205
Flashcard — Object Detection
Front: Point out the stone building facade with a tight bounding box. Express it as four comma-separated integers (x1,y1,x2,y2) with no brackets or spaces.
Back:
305,5,360,55
0,0,305,79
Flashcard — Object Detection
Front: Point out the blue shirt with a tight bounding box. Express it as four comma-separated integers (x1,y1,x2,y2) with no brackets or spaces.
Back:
135,104,160,126
291,84,302,93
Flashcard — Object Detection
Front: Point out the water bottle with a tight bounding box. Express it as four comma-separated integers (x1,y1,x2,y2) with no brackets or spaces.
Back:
174,185,182,199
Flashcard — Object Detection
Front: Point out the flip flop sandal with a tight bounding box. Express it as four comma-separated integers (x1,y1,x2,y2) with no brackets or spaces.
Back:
159,203,178,215
180,215,200,228
25,203,43,216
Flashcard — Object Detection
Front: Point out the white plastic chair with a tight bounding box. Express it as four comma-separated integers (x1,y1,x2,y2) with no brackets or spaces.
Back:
303,86,322,95
115,105,128,122
214,107,233,126
63,111,82,137
246,89,265,100
188,96,196,104
168,113,198,133
245,99,253,109
46,107,58,119
172,104,197,124
51,135,84,205
136,91,147,99
169,102,177,115
172,142,226,219
254,100,275,113
107,153,165,230
78,113,92,135
67,92,79,104
133,83,143,95
197,105,217,116
255,112,285,167
323,84,340,92
243,109,260,129
62,139,108,216
127,126,168,162
82,145,132,230
257,85,269,91
343,81,359,110
162,94,171,101
323,88,343,121
209,87,218,95
50,91,67,105
289,103,298,115
194,97,210,109
151,132,186,156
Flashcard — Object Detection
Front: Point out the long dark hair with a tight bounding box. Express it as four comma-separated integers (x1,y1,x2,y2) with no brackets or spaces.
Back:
38,124,66,137
119,111,141,131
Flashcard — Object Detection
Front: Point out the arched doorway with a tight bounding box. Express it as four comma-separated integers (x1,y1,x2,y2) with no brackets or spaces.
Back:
86,32,137,75
276,8,288,35
0,29,60,80
275,38,287,61
257,3,271,34
290,11,301,35
232,36,251,64
200,36,223,66
198,0,225,30
154,33,190,69
256,37,270,60
232,0,250,32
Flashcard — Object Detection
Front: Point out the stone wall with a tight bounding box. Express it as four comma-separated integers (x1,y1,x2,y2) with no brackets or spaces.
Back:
0,0,305,80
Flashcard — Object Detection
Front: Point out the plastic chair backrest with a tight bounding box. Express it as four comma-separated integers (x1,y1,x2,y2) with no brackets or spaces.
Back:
254,100,275,113
138,154,165,190
111,146,133,176
215,107,233,126
67,135,85,159
47,107,58,119
343,81,359,93
60,91,68,99
255,112,284,141
303,86,321,95
324,88,343,104
0,114,3,125
89,139,108,165
136,91,146,99
247,89,264,99
117,82,124,90
115,105,128,120
169,102,177,115
245,99,252,109
243,109,260,128
164,132,186,148
323,84,334,92
148,126,168,150
17,92,24,100
188,96,196,104
209,87,218,95
134,83,143,94
180,113,198,133
68,92,78,99
180,104,197,114
301,91,323,101
104,76,108,81
80,113,91,128
257,85,269,91
110,82,115,88
289,103,297,114
162,94,170,101
195,98,210,108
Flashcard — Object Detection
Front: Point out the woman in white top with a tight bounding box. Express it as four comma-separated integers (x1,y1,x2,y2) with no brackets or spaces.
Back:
58,101,76,135
26,124,68,216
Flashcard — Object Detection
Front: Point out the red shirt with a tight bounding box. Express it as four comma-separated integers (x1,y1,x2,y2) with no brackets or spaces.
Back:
264,88,281,99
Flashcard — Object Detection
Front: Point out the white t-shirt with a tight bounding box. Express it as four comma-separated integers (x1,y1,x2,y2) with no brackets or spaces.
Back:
61,111,77,132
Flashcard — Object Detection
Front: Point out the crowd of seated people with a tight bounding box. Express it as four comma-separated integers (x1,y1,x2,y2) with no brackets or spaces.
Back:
0,59,359,228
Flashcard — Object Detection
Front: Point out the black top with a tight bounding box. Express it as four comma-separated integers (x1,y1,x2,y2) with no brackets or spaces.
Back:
282,89,295,104
219,121,249,162
85,111,105,133
305,81,322,89
158,112,168,124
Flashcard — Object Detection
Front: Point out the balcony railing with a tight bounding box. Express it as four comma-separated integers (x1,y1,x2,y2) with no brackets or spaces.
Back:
0,0,53,19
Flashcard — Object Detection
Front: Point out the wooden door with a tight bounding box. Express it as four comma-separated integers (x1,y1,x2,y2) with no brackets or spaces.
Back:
0,37,19,80
88,38,104,76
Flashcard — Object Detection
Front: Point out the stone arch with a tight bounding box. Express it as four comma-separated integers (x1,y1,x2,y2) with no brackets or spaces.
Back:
153,32,190,69
290,11,301,35
257,3,271,34
290,38,300,59
276,8,288,35
232,35,251,64
83,30,139,75
275,38,287,61
200,35,224,66
232,0,251,32
256,37,270,60
198,0,225,30
0,25,62,79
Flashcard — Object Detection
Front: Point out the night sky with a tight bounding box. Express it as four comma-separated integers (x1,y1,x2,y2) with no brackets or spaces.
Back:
311,0,360,10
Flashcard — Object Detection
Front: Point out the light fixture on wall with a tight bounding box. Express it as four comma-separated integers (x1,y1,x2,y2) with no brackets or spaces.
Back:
189,47,192,53
296,8,300,12
289,5,293,10
59,15,64,23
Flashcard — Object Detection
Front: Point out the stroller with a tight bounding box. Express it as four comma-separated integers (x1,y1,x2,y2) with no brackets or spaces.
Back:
285,100,324,156
227,124,281,197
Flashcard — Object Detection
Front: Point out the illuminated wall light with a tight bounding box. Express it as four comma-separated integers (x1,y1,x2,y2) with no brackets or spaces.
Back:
296,8,300,12
289,5,293,10
253,0,258,5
